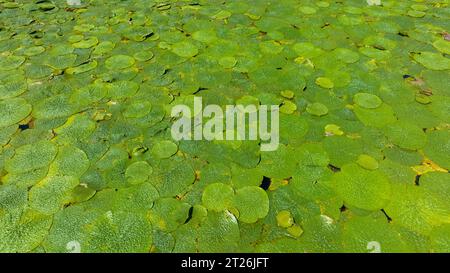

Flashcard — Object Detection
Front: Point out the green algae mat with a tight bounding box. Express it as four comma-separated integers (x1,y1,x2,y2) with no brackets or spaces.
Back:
1,0,450,253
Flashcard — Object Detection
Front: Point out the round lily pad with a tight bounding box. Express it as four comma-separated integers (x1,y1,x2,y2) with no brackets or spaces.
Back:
5,140,57,174
151,140,178,159
72,37,99,49
202,183,234,212
315,77,334,89
276,210,294,228
306,102,328,116
218,56,237,68
125,161,153,185
133,51,154,62
0,98,32,128
29,176,79,215
171,41,198,58
280,100,297,114
413,52,450,70
356,154,379,170
48,146,90,178
423,129,450,169
233,186,269,224
385,121,427,150
24,46,46,56
334,48,360,64
105,55,135,70
123,101,152,118
333,164,391,211
353,93,382,109
432,39,450,55
192,29,217,43
299,6,317,15
0,55,25,71
0,74,27,99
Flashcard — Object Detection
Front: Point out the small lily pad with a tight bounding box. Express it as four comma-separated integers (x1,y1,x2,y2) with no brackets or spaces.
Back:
354,93,382,109
0,98,32,128
333,164,391,211
125,161,153,185
280,100,297,114
218,56,237,68
276,210,294,228
202,183,234,212
72,37,99,49
0,55,25,71
233,186,269,224
315,77,334,89
413,52,450,70
105,55,135,70
385,121,427,150
171,41,198,58
5,140,57,174
306,103,328,116
356,154,379,170
151,140,178,159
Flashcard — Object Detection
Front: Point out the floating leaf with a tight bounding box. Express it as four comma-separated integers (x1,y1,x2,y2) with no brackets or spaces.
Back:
0,98,32,128
356,154,379,170
151,140,178,159
29,176,79,215
5,141,57,174
315,77,334,89
385,121,427,150
353,93,382,109
125,161,153,185
306,102,328,116
202,183,234,212
171,41,198,58
233,186,269,224
105,55,135,70
333,164,391,211
413,52,450,70
0,55,25,71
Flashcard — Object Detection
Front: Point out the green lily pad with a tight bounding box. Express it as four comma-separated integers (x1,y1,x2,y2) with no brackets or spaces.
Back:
280,100,297,114
29,176,79,215
276,210,294,228
306,102,328,116
333,164,391,211
0,98,32,128
105,55,135,70
125,161,153,185
48,146,90,178
357,154,379,170
171,41,198,58
233,186,269,224
219,56,237,68
192,29,217,43
385,121,427,150
0,55,25,71
315,77,334,89
84,211,153,252
24,46,46,56
5,140,57,174
72,37,99,49
133,51,154,62
151,140,178,159
202,183,234,212
354,93,382,109
423,129,450,169
432,39,450,55
413,52,450,70
0,74,27,99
